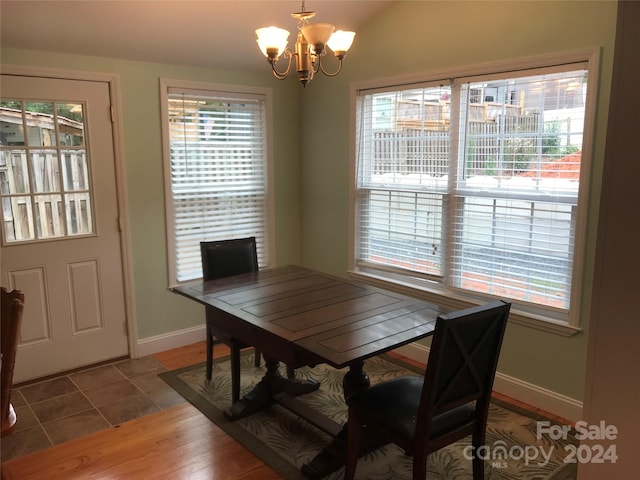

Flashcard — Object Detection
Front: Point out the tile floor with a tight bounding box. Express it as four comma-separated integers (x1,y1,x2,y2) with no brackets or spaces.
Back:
0,355,187,463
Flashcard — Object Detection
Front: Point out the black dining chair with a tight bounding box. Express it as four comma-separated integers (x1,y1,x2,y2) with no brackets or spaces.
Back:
343,300,511,480
200,237,293,404
201,237,262,404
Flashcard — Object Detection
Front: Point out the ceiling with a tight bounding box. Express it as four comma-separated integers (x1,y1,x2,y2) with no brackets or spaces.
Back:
1,0,392,71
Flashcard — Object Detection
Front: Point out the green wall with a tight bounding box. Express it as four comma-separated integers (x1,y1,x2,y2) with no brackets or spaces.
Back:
0,49,303,339
299,0,617,401
1,0,619,402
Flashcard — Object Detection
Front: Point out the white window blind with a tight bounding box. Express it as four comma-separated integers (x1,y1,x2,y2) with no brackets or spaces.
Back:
355,64,589,322
453,70,586,311
356,85,452,280
166,87,270,283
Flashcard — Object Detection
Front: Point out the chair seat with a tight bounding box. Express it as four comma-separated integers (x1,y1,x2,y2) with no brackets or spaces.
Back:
347,376,476,439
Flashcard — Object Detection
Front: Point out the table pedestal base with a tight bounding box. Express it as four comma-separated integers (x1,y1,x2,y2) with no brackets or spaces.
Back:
302,425,388,479
302,360,379,479
224,356,319,420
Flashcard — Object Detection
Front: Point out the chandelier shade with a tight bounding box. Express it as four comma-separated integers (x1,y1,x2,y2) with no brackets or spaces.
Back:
326,30,356,57
255,1,355,87
300,23,334,54
255,27,290,60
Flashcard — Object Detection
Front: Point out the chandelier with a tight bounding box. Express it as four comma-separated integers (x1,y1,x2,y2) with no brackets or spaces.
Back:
255,1,356,87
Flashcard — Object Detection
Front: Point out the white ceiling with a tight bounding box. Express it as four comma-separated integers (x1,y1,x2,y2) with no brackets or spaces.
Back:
1,0,392,71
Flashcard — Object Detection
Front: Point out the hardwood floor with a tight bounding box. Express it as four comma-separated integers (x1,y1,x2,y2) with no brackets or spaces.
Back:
1,342,572,479
1,403,281,480
1,342,282,480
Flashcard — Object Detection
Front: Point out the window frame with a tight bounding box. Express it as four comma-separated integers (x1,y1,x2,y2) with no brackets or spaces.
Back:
349,50,600,335
160,79,275,287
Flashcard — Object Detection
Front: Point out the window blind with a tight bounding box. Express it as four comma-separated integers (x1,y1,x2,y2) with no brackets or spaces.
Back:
356,85,452,280
167,88,269,282
355,65,588,317
452,70,586,310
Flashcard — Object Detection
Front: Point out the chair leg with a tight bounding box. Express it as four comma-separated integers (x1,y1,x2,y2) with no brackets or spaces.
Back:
343,408,361,480
206,324,213,381
412,451,428,480
230,343,242,404
254,349,261,367
472,457,485,480
471,430,486,480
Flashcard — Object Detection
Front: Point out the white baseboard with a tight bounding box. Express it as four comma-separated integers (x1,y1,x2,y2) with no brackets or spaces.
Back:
137,329,583,423
136,325,206,358
393,342,583,423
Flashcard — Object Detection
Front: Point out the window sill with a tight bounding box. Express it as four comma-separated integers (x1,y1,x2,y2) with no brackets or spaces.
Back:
347,270,582,338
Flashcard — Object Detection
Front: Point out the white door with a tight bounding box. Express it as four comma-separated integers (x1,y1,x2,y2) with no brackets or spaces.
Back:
1,74,129,382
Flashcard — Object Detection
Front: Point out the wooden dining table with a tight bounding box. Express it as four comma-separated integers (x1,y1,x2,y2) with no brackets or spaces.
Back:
172,264,448,478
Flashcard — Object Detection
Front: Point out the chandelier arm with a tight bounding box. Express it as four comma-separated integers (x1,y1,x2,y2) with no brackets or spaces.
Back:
319,57,344,77
311,54,321,75
270,50,295,80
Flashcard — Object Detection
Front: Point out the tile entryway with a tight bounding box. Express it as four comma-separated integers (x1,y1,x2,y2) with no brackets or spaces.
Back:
0,356,186,462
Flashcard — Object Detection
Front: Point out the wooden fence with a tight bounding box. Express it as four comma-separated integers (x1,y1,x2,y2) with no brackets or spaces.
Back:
1,150,92,242
372,113,544,176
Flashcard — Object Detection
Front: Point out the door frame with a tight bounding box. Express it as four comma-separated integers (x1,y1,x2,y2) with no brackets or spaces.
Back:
2,64,139,359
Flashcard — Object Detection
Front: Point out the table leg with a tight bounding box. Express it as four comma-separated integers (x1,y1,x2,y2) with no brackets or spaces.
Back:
224,355,320,421
302,361,382,479
342,360,370,400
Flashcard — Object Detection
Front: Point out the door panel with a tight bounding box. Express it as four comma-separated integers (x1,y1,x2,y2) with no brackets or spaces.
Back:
8,266,50,344
1,74,129,382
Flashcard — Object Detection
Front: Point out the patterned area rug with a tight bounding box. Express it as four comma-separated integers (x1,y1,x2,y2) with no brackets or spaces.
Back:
159,353,576,480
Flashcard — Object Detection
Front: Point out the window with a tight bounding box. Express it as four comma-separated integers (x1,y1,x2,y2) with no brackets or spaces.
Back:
161,81,272,284
1,100,93,243
353,58,593,326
